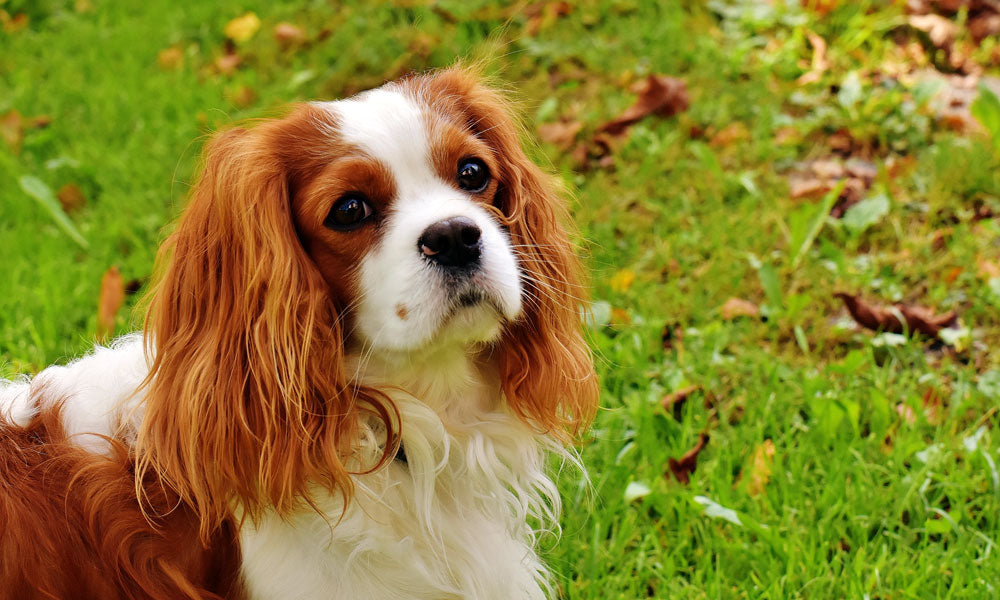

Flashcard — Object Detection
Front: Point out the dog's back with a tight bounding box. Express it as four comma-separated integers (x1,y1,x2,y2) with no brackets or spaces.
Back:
0,381,243,599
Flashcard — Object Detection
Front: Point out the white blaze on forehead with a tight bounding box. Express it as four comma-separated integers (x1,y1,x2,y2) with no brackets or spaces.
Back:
318,89,436,192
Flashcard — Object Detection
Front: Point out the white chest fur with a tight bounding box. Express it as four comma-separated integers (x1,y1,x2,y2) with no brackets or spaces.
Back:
238,354,560,600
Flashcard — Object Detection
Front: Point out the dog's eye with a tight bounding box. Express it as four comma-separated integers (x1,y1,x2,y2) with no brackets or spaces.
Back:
325,193,374,230
456,158,490,193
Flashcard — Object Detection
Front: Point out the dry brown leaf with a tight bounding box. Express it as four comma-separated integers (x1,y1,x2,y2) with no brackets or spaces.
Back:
667,432,709,485
801,0,842,15
538,120,583,150
0,11,29,33
977,256,1000,279
922,388,945,425
97,266,125,342
274,22,306,46
57,183,87,214
896,402,917,425
597,75,689,136
834,292,959,339
0,109,23,153
721,297,760,320
525,1,572,36
746,439,776,496
788,174,833,199
708,122,749,148
157,47,184,71
661,385,700,420
216,53,241,76
797,31,829,86
227,85,256,108
909,14,958,49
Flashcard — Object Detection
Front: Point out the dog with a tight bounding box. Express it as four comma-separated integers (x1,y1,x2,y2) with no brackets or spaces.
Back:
0,67,598,599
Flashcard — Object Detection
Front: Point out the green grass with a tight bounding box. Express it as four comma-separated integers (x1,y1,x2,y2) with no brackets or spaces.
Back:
4,1,1000,598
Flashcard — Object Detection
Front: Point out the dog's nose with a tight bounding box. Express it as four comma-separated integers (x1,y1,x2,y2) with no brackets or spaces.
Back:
418,217,482,268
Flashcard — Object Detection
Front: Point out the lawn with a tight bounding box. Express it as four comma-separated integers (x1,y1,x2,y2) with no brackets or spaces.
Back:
3,1,1000,598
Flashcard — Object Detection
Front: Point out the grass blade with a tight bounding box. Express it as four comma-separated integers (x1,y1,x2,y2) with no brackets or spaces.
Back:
19,175,89,249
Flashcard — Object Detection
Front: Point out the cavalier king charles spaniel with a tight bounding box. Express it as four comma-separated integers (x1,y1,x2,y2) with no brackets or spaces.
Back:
0,67,598,599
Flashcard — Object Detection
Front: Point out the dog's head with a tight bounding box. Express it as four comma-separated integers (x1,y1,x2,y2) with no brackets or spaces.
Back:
138,68,598,534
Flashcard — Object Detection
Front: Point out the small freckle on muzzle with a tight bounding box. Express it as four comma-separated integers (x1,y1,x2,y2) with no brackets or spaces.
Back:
395,303,408,320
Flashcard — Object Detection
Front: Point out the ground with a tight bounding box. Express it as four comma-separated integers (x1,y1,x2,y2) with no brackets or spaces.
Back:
2,1,1000,598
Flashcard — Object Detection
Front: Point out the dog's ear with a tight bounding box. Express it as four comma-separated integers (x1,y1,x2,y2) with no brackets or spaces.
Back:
423,68,599,441
137,114,390,538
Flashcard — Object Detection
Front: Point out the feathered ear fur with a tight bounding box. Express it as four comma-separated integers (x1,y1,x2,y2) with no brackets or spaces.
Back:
136,117,392,539
421,68,599,441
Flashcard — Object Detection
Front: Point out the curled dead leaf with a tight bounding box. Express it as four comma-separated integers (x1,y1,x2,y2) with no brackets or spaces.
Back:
834,292,959,340
97,266,125,342
720,297,760,320
797,31,829,86
538,120,583,150
667,432,709,485
661,385,700,420
597,75,689,136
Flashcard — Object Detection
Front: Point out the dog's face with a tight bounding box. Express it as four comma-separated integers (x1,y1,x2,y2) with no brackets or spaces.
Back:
291,86,523,354
139,68,598,529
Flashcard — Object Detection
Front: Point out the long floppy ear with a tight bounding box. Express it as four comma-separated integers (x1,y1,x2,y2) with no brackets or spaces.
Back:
423,68,599,441
136,118,389,538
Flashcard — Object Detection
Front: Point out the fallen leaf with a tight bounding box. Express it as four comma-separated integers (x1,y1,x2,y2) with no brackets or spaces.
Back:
157,46,184,71
834,292,959,340
0,11,28,33
0,109,23,152
909,13,957,49
215,53,241,75
274,22,306,46
597,75,689,136
746,439,776,496
721,297,760,320
801,0,841,15
609,269,635,293
667,432,710,485
226,84,255,108
708,122,749,148
525,1,572,36
896,402,917,425
922,388,945,425
797,30,829,85
224,12,261,43
661,385,700,420
97,266,125,342
57,183,86,213
978,256,1000,279
538,120,583,150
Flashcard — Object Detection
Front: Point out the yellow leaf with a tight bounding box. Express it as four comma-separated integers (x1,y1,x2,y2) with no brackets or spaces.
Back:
609,269,635,293
224,12,260,43
746,440,775,496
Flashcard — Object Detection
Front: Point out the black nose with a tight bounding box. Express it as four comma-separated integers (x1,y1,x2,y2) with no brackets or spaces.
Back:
418,217,482,268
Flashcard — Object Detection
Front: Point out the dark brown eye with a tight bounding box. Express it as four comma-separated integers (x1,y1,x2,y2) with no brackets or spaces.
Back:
456,158,490,193
324,193,374,230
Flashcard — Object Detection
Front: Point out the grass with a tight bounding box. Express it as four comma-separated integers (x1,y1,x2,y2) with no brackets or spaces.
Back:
3,1,1000,597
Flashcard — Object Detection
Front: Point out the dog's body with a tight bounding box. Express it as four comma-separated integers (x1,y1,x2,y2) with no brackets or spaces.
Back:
0,69,596,599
